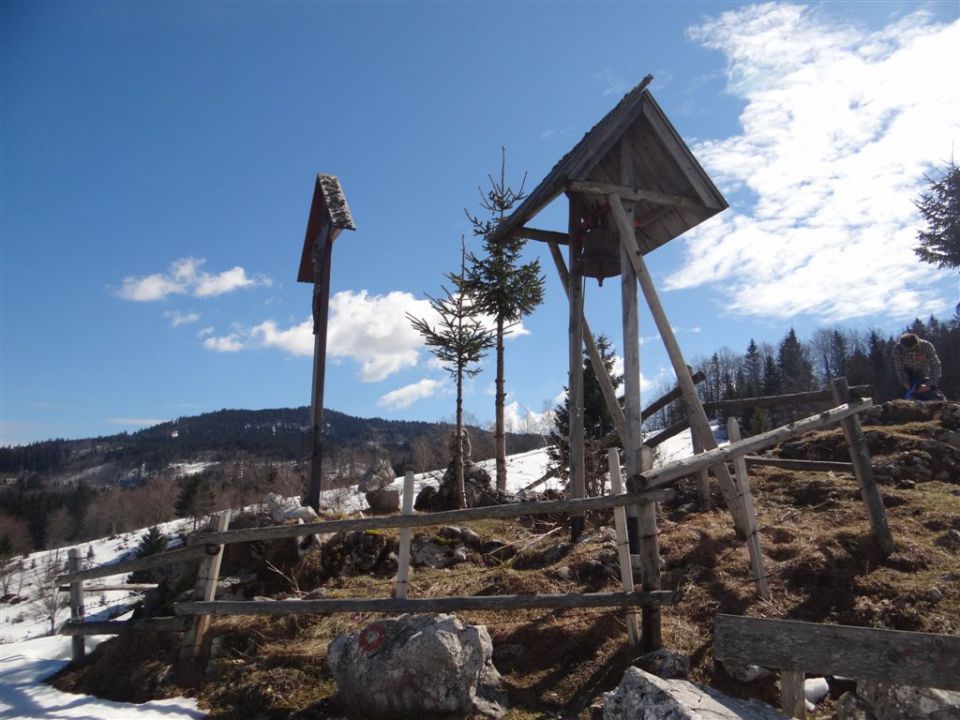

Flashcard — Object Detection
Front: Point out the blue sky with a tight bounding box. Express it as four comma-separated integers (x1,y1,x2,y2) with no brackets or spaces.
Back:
2,1,958,445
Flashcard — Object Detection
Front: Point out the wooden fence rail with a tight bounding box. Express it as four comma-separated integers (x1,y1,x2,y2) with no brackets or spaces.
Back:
197,488,674,547
176,590,681,617
58,544,211,586
715,614,960,718
60,617,190,636
637,399,871,489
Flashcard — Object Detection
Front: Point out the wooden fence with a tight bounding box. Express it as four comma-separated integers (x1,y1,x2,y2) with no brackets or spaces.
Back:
57,384,888,665
715,614,960,718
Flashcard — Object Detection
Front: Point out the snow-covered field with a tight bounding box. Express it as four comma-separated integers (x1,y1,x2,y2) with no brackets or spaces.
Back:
1,432,696,719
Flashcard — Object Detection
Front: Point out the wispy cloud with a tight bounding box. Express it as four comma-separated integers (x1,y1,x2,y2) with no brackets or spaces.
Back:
595,67,627,97
163,310,200,327
116,257,271,302
667,4,958,321
378,378,443,410
196,326,215,338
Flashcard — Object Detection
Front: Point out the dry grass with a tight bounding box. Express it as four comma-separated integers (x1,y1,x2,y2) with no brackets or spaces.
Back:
52,410,960,719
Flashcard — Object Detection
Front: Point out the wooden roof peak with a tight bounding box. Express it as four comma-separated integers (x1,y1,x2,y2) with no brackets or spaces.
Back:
297,173,356,283
491,75,727,254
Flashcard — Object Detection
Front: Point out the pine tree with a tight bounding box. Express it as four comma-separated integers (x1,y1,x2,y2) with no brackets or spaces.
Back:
914,160,960,270
135,526,168,558
778,328,814,394
463,149,545,492
548,335,622,496
408,241,496,508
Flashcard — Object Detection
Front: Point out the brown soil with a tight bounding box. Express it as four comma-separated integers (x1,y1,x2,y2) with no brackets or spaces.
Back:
52,401,960,719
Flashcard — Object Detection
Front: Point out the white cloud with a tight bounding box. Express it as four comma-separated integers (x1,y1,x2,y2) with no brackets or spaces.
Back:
196,326,215,337
199,288,531,382
163,310,200,327
378,378,443,410
117,257,271,302
195,266,264,297
250,318,314,356
503,400,554,434
667,5,959,320
203,334,244,352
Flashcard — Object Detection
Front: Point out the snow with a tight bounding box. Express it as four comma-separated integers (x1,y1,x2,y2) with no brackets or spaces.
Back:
0,432,698,719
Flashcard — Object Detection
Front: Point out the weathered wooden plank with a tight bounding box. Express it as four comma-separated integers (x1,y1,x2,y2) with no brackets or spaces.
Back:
515,227,569,245
60,617,190,636
201,489,674,546
714,614,960,690
548,240,628,445
181,511,231,661
59,583,159,593
176,590,682,617
641,98,724,210
569,180,702,210
743,457,854,472
58,544,210,585
639,399,872,488
636,446,662,650
568,196,587,540
781,669,806,719
394,471,416,600
703,385,871,413
308,220,334,510
831,378,895,556
610,194,747,537
727,419,769,600
608,450,640,646
690,428,712,509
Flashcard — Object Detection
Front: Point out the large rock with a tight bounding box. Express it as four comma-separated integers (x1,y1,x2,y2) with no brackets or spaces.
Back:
360,452,396,493
365,487,400,514
857,680,960,720
327,613,506,718
603,667,786,720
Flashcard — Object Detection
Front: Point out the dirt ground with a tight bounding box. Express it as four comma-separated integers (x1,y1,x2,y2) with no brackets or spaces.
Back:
53,401,960,719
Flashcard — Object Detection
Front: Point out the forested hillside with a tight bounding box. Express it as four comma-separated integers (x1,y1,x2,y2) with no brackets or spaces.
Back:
0,407,543,556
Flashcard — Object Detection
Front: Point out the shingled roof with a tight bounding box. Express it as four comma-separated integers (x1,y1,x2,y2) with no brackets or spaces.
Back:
297,174,356,283
491,76,727,255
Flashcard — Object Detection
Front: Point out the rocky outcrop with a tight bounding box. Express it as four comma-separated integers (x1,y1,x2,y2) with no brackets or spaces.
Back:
845,680,960,720
327,613,507,718
603,667,786,720
415,429,511,511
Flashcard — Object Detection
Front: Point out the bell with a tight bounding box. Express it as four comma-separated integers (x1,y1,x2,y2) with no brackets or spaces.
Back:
579,209,621,285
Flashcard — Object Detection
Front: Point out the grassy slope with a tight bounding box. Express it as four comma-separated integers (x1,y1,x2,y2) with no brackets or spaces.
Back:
53,402,960,719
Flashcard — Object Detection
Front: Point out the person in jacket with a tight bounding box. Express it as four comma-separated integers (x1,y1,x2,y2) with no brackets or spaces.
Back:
893,333,945,400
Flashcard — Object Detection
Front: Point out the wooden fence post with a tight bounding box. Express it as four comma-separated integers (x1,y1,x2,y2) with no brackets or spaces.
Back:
725,418,770,600
830,378,895,556
637,445,662,650
180,510,231,663
395,471,416,599
608,449,640,646
690,431,712,510
68,548,85,662
781,669,806,719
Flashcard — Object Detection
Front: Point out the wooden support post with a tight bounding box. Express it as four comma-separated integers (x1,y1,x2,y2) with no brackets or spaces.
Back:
637,445,662,650
180,511,231,663
308,222,334,512
548,240,628,445
568,197,586,541
726,418,770,600
67,548,85,662
690,431,712,510
607,448,640,645
781,669,806,719
395,471,415,599
617,140,645,568
609,193,747,538
830,377,895,556
608,449,640,646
